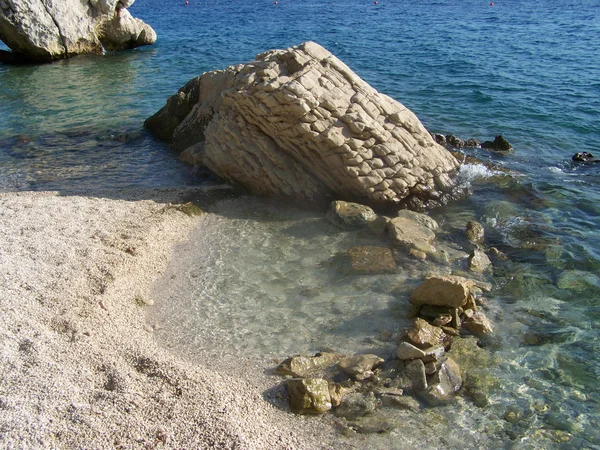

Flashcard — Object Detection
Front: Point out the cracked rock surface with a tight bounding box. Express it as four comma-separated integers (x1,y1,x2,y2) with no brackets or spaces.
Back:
0,0,156,62
145,42,462,209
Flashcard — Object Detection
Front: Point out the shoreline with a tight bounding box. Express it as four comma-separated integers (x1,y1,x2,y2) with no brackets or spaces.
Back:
0,187,335,449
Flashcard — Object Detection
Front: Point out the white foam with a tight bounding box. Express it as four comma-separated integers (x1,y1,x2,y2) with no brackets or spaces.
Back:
457,163,500,182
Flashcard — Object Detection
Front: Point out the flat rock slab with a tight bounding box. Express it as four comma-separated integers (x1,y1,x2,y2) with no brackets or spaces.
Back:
348,246,396,274
387,216,436,251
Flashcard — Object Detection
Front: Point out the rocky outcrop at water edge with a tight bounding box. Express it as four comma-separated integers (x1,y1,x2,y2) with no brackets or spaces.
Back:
145,41,464,210
0,0,156,62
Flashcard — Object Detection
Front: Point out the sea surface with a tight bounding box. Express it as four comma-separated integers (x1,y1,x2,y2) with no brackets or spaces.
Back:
1,0,600,447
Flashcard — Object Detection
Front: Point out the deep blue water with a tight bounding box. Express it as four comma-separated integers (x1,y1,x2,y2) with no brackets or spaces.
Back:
1,0,600,447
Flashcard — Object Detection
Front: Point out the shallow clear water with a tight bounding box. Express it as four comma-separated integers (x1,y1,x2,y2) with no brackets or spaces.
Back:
2,0,600,447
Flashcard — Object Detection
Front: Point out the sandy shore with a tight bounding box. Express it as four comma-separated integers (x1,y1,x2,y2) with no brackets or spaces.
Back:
0,187,336,449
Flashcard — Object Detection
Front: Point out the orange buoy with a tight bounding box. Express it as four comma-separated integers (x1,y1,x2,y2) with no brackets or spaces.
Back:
490,2,494,5
274,1,278,4
185,0,189,4
374,1,378,4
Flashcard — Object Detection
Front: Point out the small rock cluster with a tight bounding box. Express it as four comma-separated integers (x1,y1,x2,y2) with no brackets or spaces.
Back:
432,133,513,153
275,199,502,428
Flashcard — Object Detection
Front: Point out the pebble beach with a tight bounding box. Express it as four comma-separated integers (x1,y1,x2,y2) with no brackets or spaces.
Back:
0,188,336,449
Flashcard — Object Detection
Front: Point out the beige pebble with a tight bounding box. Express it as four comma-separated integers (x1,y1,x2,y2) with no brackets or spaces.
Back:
99,300,109,311
143,324,154,333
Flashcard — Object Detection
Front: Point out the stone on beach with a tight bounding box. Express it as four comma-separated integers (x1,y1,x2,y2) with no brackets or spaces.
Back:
145,41,461,209
0,0,156,62
287,378,332,414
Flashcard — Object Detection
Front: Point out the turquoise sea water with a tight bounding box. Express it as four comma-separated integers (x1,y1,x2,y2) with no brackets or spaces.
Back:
2,0,600,447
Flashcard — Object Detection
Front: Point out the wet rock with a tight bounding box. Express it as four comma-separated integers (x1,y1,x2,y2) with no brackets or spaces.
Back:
465,220,485,244
328,383,345,407
333,392,378,419
387,216,436,252
462,310,494,337
396,210,439,232
327,201,377,230
488,247,508,261
410,275,473,308
347,246,396,274
275,352,343,378
396,341,427,360
408,248,427,261
421,344,446,363
405,318,448,349
572,151,599,163
397,359,428,392
432,315,453,327
418,357,462,406
287,378,332,414
481,135,512,152
468,249,492,273
337,354,384,381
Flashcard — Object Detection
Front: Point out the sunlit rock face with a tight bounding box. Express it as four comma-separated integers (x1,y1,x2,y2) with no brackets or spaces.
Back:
146,42,462,210
0,0,156,62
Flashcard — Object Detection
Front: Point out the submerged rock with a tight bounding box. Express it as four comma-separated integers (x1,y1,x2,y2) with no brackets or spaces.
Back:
0,0,156,62
347,246,396,274
387,216,436,253
396,210,439,232
337,354,384,381
333,392,379,419
287,378,332,414
465,220,485,244
145,41,462,209
327,200,377,229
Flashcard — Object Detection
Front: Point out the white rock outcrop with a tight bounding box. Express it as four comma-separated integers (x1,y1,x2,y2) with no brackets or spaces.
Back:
145,42,462,209
0,0,156,62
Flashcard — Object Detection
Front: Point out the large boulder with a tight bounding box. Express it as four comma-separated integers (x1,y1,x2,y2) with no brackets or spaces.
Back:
145,42,462,209
0,0,156,62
